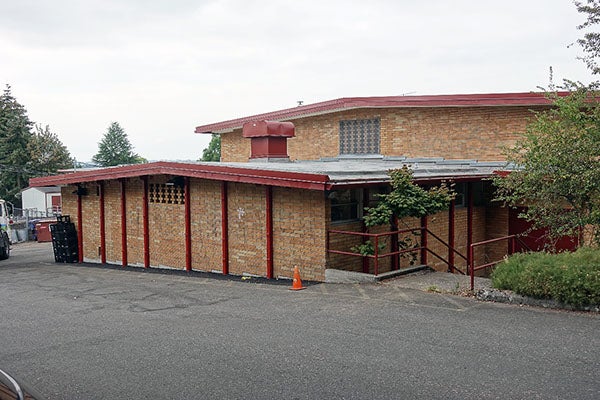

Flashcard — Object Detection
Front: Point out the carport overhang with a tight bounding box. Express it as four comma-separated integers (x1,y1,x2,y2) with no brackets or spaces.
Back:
29,161,332,191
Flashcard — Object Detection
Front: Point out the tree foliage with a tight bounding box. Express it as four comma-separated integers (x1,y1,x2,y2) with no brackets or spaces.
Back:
201,134,221,162
27,124,73,175
493,87,600,247
0,85,74,206
575,0,600,77
363,167,455,227
92,122,143,167
0,85,34,205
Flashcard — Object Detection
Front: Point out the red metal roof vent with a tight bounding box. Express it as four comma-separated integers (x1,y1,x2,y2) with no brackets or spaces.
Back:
242,120,295,161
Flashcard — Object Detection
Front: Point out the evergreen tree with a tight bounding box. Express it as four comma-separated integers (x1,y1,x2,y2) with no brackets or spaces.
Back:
92,122,143,166
27,124,73,174
0,84,34,205
575,0,600,78
200,134,221,162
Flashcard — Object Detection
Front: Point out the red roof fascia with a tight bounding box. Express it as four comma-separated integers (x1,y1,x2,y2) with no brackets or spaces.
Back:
28,162,331,191
195,92,568,134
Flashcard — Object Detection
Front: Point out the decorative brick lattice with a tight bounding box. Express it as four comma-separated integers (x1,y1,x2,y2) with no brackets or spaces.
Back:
339,118,380,155
149,183,184,205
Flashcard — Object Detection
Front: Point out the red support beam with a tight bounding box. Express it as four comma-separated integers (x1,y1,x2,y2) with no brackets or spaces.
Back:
448,199,455,273
265,186,274,279
362,187,369,273
142,177,150,268
391,215,399,271
77,191,83,263
466,182,474,273
420,215,428,266
184,177,192,272
221,181,229,275
120,179,127,267
99,182,106,264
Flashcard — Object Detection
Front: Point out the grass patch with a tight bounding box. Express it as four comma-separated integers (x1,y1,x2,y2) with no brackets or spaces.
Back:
491,247,600,307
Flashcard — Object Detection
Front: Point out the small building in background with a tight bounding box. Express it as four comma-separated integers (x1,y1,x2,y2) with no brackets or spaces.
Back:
21,186,62,218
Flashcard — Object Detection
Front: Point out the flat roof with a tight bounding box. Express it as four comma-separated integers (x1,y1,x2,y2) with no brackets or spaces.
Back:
29,157,509,191
195,92,565,134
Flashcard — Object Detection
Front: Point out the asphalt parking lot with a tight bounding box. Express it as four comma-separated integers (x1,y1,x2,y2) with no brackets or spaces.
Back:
1,242,599,399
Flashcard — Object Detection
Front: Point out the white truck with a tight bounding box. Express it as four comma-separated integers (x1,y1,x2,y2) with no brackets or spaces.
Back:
0,200,11,259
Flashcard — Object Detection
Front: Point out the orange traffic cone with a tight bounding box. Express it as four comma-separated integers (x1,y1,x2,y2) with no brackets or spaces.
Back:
289,266,306,291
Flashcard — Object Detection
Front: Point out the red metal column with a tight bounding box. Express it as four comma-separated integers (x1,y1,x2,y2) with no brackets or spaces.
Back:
142,177,149,268
221,181,229,275
120,179,127,267
99,181,106,264
466,182,474,273
184,177,192,272
420,215,428,265
77,191,83,263
361,187,370,273
266,186,274,279
391,215,399,271
448,199,455,273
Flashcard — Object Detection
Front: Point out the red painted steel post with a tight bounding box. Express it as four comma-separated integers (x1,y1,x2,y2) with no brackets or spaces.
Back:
361,188,369,273
77,191,83,263
184,177,192,272
510,236,516,255
466,182,473,274
120,179,127,267
420,216,428,265
99,181,106,264
448,199,455,273
391,215,399,271
142,177,149,268
221,181,229,275
470,244,475,291
265,186,274,279
374,235,379,276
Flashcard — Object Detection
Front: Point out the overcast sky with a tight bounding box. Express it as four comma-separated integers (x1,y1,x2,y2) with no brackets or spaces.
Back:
0,0,595,162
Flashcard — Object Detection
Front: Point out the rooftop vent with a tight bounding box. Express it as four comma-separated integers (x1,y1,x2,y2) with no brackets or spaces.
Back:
242,120,295,162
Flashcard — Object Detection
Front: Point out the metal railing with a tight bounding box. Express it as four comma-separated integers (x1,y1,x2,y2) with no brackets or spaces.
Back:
468,235,531,290
327,227,422,276
327,226,468,276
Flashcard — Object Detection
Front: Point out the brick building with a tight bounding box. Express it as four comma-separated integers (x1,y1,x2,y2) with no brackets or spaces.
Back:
29,92,565,281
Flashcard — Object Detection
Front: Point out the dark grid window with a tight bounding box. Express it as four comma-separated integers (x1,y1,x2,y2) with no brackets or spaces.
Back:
339,118,380,155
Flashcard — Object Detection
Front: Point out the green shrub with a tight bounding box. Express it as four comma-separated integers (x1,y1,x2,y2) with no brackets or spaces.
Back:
491,247,600,307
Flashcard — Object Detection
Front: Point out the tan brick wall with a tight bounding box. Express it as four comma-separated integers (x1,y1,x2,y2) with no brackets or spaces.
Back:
220,106,544,162
80,183,100,262
125,178,145,266
61,185,78,226
272,187,327,281
190,179,222,272
103,180,122,264
226,182,267,276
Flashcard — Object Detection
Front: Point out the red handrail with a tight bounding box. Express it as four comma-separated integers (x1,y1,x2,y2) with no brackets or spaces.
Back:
469,235,531,290
327,226,468,275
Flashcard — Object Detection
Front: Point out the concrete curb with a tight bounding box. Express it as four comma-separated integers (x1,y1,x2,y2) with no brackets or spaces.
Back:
476,288,600,313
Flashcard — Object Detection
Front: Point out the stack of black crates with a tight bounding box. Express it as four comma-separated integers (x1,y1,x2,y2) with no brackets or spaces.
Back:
50,215,79,263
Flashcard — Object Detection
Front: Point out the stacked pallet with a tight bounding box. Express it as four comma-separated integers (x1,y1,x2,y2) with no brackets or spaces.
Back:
50,215,79,263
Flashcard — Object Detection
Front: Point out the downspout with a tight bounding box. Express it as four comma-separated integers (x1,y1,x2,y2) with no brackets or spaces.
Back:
142,177,149,268
99,181,106,264
266,186,273,279
448,199,455,273
221,181,229,275
120,179,127,267
77,191,83,263
184,177,192,272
